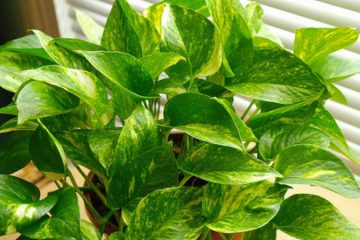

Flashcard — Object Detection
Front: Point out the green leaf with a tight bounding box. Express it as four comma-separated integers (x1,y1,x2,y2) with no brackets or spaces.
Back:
75,10,104,44
245,2,263,35
20,188,81,240
0,175,59,235
22,65,111,116
55,129,121,178
179,143,280,185
312,54,360,82
79,50,154,98
109,232,125,240
164,93,248,151
33,30,93,69
110,106,161,174
164,0,209,16
161,4,221,80
80,220,101,240
203,181,287,233
126,187,204,240
329,83,348,105
294,27,359,65
143,3,166,35
152,78,186,96
310,105,360,165
0,35,51,60
108,144,178,209
101,0,159,56
207,0,253,76
259,125,330,160
0,104,18,116
275,144,360,198
140,52,185,79
0,131,32,174
15,81,79,125
242,222,276,240
226,48,325,104
29,120,67,179
274,194,360,239
190,79,230,98
0,118,37,134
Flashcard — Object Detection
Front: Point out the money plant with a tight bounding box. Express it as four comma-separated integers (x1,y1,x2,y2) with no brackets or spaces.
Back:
1,0,360,239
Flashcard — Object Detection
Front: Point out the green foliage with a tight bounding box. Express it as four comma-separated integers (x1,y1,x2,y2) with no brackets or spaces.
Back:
0,0,359,239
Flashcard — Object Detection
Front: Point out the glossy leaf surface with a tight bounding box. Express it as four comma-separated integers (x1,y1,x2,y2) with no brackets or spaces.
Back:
75,10,104,44
203,181,287,233
179,144,280,185
164,93,248,150
140,52,184,79
207,0,253,76
226,48,324,104
275,194,360,239
161,4,221,80
294,27,358,65
275,144,360,198
108,144,178,209
126,187,204,240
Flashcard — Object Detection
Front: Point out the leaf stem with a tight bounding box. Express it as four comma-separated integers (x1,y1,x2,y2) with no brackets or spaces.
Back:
67,169,103,222
179,174,192,186
72,162,108,206
200,229,210,240
217,233,228,240
114,211,124,232
241,100,255,120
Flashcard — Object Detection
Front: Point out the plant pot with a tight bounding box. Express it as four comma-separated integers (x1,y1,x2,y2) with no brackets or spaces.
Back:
83,172,119,235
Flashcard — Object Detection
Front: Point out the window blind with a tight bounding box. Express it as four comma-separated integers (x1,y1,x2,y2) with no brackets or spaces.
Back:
53,0,360,163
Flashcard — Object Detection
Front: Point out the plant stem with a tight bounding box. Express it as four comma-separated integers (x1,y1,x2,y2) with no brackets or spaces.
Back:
217,233,228,240
200,229,210,240
114,211,124,232
179,175,192,186
241,100,255,120
54,180,62,189
67,169,103,222
72,162,108,206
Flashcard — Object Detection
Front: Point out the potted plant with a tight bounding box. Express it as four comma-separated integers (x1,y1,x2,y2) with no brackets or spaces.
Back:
0,0,360,239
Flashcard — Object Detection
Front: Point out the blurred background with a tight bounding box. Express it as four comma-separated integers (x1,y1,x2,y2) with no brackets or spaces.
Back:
0,1,360,239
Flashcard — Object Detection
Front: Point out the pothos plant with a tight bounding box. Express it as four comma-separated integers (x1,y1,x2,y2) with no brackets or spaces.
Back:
0,0,360,239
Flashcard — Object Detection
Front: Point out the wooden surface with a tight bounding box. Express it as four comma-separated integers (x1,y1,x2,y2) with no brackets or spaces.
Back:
2,165,360,240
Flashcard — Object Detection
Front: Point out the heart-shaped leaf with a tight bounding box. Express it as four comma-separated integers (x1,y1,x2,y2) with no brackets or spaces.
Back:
207,0,253,76
108,144,178,209
161,4,221,80
294,27,358,65
75,10,104,45
275,144,360,198
226,48,325,104
164,93,251,151
242,222,276,240
0,175,59,235
179,143,280,185
110,106,161,174
274,194,360,239
29,120,67,179
259,125,330,160
203,181,287,233
0,131,32,174
126,187,204,240
19,188,81,240
101,0,159,57
16,81,79,125
22,66,111,117
310,105,360,165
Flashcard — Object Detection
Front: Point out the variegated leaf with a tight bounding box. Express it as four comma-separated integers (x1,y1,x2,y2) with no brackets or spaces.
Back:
29,120,67,180
80,220,101,240
101,0,159,57
0,175,59,235
294,27,358,65
275,144,360,198
274,194,360,239
226,48,325,104
108,144,178,209
203,181,287,233
75,10,104,45
110,106,161,175
164,93,248,151
15,81,79,125
259,125,330,160
22,66,111,117
242,222,276,240
310,105,360,165
19,188,81,240
207,0,253,76
179,143,280,185
161,4,222,81
126,187,204,240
